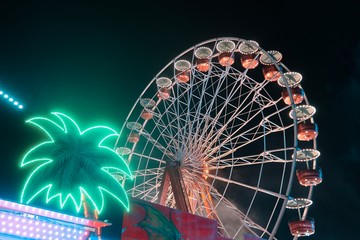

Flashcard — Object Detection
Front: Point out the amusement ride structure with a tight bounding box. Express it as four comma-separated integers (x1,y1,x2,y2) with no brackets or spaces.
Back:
114,37,322,239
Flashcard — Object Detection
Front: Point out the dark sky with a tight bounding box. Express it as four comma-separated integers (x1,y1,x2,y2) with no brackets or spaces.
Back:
0,1,359,239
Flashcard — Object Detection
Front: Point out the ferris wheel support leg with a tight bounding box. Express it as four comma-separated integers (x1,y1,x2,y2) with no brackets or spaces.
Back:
158,167,171,206
159,162,191,213
169,162,191,213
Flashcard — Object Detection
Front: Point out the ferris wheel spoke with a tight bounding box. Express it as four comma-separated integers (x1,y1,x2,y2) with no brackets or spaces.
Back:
131,175,161,190
201,89,281,158
219,195,272,237
182,68,231,149
209,158,292,169
215,75,266,119
150,111,179,150
208,81,284,145
157,87,184,146
138,129,176,159
131,182,161,200
191,69,246,122
217,147,295,162
129,173,162,200
152,105,182,135
191,83,249,151
195,169,287,200
183,92,211,151
155,69,228,152
131,167,164,177
130,179,159,197
188,116,217,161
135,96,173,142
206,75,266,126
131,152,167,165
191,82,247,143
206,98,285,157
208,148,294,169
219,196,274,237
159,96,197,147
175,81,190,146
205,123,293,164
189,68,238,140
200,177,271,238
181,121,203,156
143,123,179,158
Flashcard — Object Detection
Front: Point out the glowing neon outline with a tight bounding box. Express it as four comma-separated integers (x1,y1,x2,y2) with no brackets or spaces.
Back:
20,112,132,214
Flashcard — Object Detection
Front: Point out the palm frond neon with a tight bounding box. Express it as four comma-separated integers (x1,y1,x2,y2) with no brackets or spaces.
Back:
20,112,132,214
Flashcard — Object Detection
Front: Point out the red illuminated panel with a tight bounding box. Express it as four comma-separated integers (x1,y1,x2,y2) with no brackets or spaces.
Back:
122,198,219,240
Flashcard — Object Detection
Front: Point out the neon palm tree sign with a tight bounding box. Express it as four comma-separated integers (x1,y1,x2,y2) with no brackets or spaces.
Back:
20,112,132,215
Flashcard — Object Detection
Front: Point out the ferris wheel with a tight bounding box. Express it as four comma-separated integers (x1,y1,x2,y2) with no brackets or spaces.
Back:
113,37,322,239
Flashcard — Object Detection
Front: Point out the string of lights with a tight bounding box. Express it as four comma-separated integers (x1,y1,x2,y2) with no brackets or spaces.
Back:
0,88,24,109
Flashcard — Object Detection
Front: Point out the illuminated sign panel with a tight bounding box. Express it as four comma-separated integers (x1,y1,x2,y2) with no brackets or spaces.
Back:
0,198,110,239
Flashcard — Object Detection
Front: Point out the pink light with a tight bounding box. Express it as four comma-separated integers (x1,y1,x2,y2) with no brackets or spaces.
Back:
0,198,110,228
0,211,91,239
0,199,112,239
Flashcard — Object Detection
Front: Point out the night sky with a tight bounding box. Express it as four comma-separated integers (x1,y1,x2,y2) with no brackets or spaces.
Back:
0,1,359,239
